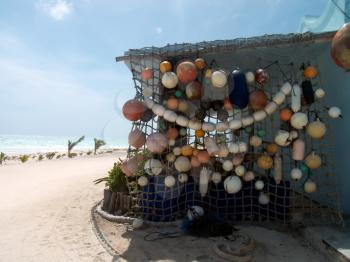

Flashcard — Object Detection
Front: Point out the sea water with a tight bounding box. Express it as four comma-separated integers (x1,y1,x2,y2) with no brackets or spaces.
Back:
0,134,128,155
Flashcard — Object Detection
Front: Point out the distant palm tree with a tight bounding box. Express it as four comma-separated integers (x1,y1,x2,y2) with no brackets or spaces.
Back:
68,136,85,157
94,138,106,155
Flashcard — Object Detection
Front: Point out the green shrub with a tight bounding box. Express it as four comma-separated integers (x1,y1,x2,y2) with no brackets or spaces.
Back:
86,151,92,155
94,160,128,193
46,152,56,160
19,155,29,163
38,155,44,161
56,155,61,159
69,152,77,158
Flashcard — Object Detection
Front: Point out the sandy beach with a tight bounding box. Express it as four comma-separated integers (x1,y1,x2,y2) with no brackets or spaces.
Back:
0,150,340,262
0,152,126,261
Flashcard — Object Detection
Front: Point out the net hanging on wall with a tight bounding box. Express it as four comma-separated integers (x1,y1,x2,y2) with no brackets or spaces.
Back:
117,32,344,226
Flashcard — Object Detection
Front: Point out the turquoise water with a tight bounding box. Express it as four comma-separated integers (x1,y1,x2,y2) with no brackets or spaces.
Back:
0,134,128,155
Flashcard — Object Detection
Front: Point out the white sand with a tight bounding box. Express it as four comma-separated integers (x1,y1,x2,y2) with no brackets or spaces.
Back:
0,153,126,261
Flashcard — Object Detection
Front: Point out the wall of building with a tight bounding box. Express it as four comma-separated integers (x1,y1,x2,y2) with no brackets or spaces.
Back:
299,0,350,214
317,45,350,214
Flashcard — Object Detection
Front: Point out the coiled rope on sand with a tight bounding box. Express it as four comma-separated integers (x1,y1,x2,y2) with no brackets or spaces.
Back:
91,201,256,261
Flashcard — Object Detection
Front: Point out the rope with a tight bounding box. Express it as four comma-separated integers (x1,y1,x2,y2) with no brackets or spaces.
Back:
90,201,120,259
144,231,183,241
213,233,256,262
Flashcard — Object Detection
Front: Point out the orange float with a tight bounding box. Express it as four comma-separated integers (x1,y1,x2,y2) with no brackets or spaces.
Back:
141,68,153,80
279,107,293,122
166,127,179,140
195,129,205,138
303,66,317,79
197,150,210,163
266,143,279,154
167,97,179,110
194,58,206,70
122,99,145,121
181,145,193,156
331,23,350,70
176,61,197,84
249,89,268,110
257,154,273,170
160,61,172,73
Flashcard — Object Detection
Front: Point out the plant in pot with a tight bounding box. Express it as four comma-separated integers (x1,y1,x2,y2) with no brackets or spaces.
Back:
94,159,129,214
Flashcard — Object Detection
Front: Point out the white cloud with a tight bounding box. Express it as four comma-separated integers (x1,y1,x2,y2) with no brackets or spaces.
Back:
36,0,73,21
156,26,163,34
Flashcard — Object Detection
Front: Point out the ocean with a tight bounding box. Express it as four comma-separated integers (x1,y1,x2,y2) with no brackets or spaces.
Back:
0,134,128,155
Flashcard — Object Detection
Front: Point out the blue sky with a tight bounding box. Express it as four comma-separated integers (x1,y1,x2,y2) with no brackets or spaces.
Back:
0,0,327,141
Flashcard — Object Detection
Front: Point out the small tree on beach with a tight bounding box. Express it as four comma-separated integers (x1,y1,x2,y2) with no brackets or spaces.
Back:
68,136,85,157
94,138,106,155
0,152,7,165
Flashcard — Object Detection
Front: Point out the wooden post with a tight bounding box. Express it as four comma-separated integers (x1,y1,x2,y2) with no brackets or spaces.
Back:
115,192,121,214
108,192,117,213
126,195,131,211
120,195,125,213
102,188,112,211
102,191,132,214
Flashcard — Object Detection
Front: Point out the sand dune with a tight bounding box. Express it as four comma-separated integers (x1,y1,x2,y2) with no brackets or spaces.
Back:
0,153,125,261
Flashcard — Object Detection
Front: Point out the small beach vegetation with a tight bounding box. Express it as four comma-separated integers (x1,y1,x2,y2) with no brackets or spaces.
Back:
46,152,56,160
0,152,7,165
67,136,84,157
94,138,106,155
19,155,29,163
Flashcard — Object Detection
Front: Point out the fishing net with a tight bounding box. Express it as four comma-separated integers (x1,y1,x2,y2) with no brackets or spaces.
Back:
117,32,343,226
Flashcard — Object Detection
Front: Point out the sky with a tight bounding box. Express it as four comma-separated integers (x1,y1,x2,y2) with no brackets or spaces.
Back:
0,0,328,141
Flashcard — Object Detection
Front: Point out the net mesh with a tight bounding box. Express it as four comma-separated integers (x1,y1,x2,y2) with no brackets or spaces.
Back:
120,38,343,226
